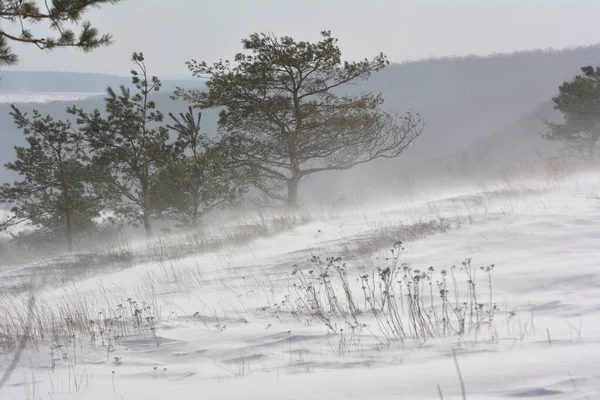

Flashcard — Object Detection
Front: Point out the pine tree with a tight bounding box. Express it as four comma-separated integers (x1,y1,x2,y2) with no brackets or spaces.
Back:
0,0,122,66
175,31,423,208
544,65,600,161
151,107,246,227
69,52,174,236
0,105,104,251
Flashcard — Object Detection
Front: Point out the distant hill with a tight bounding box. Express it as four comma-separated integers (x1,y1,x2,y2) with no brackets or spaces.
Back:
364,46,600,156
0,71,200,93
467,101,560,162
2,45,599,201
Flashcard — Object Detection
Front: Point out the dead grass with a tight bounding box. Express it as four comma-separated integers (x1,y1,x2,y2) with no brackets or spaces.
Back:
0,212,314,295
286,246,502,346
0,158,590,365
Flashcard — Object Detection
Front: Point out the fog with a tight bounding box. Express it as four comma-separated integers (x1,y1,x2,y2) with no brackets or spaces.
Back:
1,45,597,206
1,1,600,399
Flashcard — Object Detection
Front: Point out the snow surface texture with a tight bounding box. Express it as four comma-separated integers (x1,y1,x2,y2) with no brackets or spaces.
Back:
0,171,599,400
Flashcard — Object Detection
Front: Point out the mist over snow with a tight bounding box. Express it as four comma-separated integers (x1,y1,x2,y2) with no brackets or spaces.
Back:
1,1,600,399
0,169,599,400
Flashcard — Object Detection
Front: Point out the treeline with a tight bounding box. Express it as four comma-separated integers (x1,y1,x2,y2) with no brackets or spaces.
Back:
0,32,424,250
2,0,597,252
1,54,238,250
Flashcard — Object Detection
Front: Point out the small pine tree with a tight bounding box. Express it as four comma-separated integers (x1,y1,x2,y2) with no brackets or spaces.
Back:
151,107,246,227
0,106,104,251
544,65,600,161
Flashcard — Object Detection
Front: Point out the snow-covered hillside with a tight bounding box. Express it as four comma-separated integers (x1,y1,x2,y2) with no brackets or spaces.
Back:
0,170,599,400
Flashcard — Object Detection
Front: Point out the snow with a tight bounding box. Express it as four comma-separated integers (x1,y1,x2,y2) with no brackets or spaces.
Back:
0,170,599,399
0,92,103,104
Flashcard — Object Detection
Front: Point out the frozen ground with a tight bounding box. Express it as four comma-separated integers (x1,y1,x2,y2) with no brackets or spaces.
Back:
0,171,599,400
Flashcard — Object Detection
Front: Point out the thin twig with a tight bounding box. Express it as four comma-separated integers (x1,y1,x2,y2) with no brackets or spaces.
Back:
452,348,467,400
0,294,36,391
437,384,445,400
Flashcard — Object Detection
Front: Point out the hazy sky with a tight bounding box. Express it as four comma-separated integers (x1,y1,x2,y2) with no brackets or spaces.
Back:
4,0,600,77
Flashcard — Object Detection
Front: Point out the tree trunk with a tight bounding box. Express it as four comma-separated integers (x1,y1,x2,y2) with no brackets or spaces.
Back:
63,182,73,252
142,212,153,237
191,195,200,226
287,177,299,209
65,196,73,252
141,174,153,237
287,139,301,209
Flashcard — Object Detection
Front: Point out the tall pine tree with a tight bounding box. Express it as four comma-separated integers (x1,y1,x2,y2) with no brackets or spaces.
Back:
69,52,174,236
176,31,423,208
